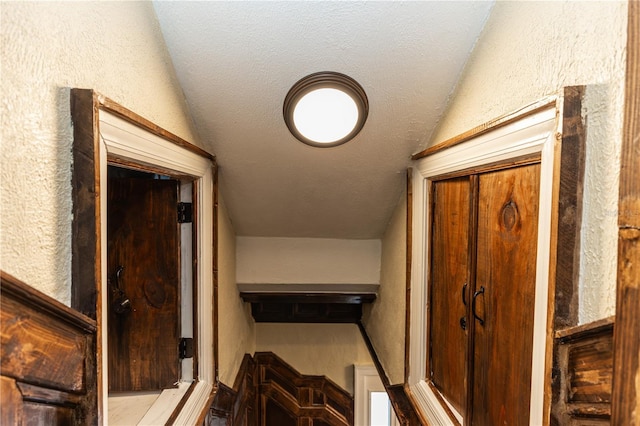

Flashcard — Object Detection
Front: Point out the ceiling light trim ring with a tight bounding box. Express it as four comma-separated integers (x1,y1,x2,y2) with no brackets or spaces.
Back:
283,71,369,148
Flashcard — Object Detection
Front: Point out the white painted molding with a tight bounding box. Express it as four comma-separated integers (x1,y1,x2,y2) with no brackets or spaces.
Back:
409,104,558,425
354,365,399,426
354,365,381,426
412,381,460,425
99,111,215,424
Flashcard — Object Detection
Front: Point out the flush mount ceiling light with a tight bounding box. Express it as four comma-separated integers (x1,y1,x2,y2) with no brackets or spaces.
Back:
283,71,368,147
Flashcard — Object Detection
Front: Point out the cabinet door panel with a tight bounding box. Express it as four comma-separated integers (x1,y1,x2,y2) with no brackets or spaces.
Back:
108,176,180,392
429,177,471,415
472,164,540,425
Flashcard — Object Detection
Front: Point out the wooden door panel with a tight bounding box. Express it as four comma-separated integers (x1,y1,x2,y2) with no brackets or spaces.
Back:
472,164,540,425
429,177,471,415
107,175,180,392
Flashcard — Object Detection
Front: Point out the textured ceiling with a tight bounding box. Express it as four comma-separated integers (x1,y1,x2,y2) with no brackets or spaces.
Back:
153,1,493,239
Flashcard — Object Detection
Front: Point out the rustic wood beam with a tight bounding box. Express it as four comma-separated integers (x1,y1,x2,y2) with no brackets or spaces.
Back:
612,1,640,424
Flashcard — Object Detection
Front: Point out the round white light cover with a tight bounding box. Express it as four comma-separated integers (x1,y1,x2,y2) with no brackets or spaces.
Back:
292,88,359,144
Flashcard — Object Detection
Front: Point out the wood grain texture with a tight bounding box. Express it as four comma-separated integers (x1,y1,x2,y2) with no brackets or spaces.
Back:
414,89,588,424
473,164,540,426
1,298,87,392
107,176,180,392
554,86,586,329
613,229,640,424
70,88,101,320
70,88,104,422
568,340,613,404
612,1,640,424
552,318,614,425
0,271,98,425
429,177,470,415
1,376,23,425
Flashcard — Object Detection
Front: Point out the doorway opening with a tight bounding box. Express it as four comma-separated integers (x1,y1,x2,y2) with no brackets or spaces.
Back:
71,90,217,424
354,365,399,426
370,391,398,426
106,166,196,423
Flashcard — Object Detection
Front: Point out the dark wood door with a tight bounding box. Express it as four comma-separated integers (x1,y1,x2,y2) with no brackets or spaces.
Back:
471,164,540,425
429,177,471,414
107,172,180,392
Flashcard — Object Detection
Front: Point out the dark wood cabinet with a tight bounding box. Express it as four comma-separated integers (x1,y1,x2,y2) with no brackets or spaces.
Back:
428,163,541,424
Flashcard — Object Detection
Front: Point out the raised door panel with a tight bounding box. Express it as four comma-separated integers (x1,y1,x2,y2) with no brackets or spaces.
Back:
262,397,297,426
429,177,471,415
472,163,540,425
107,174,180,392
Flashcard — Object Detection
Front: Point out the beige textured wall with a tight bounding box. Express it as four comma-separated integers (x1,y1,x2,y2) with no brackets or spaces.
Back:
427,1,627,324
362,190,406,385
1,0,256,384
236,237,381,285
255,323,373,394
218,197,255,384
1,1,201,304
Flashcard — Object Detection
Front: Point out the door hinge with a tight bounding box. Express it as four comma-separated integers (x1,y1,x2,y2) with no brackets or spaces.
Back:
179,337,194,359
177,202,193,223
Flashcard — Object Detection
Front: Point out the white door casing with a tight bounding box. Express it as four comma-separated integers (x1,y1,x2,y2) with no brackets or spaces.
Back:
408,99,559,425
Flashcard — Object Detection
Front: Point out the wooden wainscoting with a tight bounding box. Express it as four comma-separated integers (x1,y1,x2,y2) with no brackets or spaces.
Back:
207,352,354,426
0,271,98,425
551,316,614,425
208,354,258,425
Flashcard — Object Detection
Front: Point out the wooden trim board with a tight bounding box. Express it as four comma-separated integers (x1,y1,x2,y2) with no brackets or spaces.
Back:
612,1,640,424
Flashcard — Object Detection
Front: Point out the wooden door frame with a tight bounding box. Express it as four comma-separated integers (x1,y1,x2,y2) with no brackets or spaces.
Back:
408,89,588,425
612,1,640,423
70,89,218,424
409,100,561,424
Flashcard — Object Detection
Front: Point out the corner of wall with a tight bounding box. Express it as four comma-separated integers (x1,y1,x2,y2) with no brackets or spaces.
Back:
424,0,627,324
362,187,407,385
217,189,256,385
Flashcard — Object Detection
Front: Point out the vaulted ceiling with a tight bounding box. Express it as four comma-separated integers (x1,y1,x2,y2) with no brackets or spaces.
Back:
153,1,494,239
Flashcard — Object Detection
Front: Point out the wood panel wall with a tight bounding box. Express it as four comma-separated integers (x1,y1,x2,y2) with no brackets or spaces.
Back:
206,352,354,426
0,271,98,425
207,354,258,426
551,317,614,425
